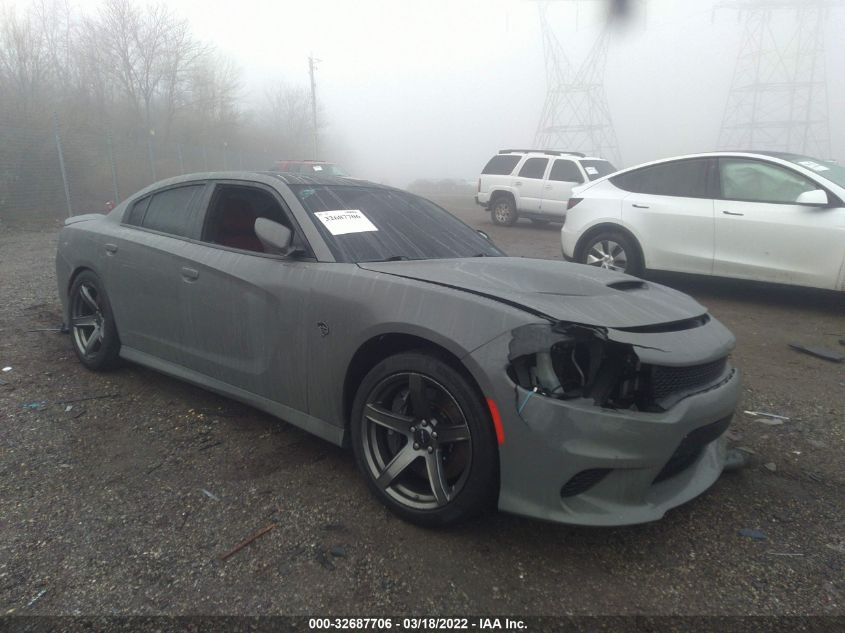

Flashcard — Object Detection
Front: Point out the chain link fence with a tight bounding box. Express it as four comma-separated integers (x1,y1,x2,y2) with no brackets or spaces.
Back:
0,116,280,221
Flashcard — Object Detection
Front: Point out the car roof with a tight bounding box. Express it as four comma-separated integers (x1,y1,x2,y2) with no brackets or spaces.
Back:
124,171,387,200
496,149,608,161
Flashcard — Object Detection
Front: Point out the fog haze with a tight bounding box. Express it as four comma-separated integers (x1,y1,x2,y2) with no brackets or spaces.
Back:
8,0,845,186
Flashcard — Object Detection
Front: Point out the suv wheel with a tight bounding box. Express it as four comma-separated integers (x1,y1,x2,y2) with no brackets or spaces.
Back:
579,231,644,276
490,197,517,226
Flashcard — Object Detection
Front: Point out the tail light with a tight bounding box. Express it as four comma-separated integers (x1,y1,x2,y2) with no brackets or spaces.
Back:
567,197,583,210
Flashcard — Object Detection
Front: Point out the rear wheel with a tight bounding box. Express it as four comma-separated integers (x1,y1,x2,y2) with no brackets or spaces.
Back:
351,352,498,527
490,196,517,226
69,271,121,370
578,230,644,276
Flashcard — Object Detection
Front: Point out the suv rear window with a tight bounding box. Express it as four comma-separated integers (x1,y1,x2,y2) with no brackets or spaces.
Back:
481,155,521,176
518,158,549,179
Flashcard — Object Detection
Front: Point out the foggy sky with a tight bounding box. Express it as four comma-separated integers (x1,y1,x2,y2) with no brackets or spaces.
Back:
18,0,845,185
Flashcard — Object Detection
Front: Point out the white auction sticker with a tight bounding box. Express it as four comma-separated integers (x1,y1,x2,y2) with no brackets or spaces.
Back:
314,210,379,236
585,167,598,175
798,160,830,172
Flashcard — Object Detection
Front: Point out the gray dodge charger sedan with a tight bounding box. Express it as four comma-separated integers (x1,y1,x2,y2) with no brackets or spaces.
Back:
56,172,741,527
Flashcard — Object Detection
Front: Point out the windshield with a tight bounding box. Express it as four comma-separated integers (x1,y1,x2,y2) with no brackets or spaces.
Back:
292,185,504,263
580,160,617,180
780,154,845,189
308,164,348,177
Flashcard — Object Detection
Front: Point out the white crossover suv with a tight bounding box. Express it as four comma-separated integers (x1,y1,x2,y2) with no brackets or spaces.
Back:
561,151,845,291
475,149,617,226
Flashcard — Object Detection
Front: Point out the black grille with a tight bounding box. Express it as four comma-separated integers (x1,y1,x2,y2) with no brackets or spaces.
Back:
650,358,728,402
654,415,732,484
560,468,611,498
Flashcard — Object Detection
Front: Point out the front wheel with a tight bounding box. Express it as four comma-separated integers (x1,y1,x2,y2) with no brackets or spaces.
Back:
578,231,644,276
351,352,498,527
68,270,121,370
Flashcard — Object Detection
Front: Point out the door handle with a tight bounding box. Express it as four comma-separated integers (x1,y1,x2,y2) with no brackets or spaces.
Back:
722,210,745,216
104,243,118,254
632,203,649,209
514,181,523,187
181,267,199,281
545,185,553,189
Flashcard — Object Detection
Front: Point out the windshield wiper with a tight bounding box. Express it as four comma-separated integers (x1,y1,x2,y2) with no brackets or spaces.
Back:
366,255,411,262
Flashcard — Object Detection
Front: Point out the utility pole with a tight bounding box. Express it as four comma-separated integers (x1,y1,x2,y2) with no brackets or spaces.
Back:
308,55,320,160
716,0,844,157
532,1,643,165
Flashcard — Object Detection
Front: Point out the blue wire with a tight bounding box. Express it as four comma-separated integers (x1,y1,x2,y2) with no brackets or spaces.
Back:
518,388,538,415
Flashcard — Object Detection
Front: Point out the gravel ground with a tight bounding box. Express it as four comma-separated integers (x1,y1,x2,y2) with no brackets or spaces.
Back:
0,201,843,617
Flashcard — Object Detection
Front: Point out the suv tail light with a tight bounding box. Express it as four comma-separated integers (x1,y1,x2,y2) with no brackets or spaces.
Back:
567,197,583,210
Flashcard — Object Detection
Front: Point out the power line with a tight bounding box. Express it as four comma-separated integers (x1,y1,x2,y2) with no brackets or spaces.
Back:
716,0,844,157
533,1,643,164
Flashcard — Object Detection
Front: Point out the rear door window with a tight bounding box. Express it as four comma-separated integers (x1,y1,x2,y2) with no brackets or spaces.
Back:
139,185,205,237
611,159,711,198
518,157,549,179
482,155,521,176
549,160,584,183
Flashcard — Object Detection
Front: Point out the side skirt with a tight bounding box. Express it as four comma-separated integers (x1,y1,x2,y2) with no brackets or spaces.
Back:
119,346,345,446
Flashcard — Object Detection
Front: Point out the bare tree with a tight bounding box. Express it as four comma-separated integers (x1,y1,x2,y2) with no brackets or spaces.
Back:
265,81,318,158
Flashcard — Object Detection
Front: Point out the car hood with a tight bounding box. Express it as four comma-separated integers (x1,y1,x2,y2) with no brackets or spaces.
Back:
358,257,708,329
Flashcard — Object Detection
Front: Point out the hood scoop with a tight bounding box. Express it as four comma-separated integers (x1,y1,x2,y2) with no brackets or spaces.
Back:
606,279,648,292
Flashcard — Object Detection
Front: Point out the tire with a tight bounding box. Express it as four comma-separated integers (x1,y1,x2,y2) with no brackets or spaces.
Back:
68,270,121,370
351,352,498,527
578,230,644,276
490,196,518,226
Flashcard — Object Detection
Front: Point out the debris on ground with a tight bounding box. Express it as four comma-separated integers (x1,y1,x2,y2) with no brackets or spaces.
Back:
767,552,803,557
315,549,335,570
330,546,347,558
55,393,119,404
764,462,777,472
26,328,62,333
738,528,768,541
2,366,11,372
0,378,7,385
22,401,48,410
723,448,750,472
788,343,844,363
200,489,220,501
744,410,790,421
220,523,277,561
26,588,47,608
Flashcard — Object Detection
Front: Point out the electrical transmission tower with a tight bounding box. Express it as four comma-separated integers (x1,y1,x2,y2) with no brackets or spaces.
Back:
717,0,844,157
533,1,635,164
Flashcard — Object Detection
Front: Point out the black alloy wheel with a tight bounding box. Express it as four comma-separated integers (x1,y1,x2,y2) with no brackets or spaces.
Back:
69,271,121,370
351,352,498,526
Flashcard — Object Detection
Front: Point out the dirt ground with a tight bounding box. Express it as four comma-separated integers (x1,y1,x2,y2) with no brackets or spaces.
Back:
0,199,843,618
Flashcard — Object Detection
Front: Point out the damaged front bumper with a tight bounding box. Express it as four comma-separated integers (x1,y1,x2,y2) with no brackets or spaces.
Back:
468,316,741,526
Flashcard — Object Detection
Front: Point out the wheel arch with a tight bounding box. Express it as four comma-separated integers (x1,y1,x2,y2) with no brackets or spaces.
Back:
489,189,516,205
573,222,647,269
342,333,490,441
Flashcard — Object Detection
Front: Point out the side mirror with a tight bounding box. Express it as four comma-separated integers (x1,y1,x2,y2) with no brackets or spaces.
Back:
477,229,491,241
255,218,295,256
796,189,829,206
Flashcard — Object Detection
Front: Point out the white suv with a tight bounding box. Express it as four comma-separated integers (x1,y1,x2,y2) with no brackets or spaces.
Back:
475,149,617,226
